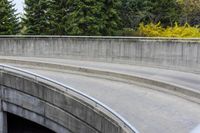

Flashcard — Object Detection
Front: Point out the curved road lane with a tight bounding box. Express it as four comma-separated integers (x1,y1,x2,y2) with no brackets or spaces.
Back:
18,67,200,133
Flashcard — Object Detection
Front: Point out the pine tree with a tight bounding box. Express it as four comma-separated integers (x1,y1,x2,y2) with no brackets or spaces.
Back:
0,0,20,35
66,0,103,35
121,0,181,28
22,0,49,35
101,0,122,35
47,0,72,35
66,0,121,36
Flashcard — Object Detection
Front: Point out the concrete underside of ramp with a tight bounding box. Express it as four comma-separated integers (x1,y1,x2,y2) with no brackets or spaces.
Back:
7,113,56,133
0,70,129,133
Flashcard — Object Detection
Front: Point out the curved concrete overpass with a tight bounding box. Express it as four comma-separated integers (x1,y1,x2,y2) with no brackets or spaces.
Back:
1,57,200,133
0,65,137,133
0,36,200,133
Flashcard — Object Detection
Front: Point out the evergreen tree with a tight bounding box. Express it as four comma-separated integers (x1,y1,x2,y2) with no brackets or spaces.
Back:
0,0,20,35
47,0,72,35
22,0,49,35
121,0,181,29
177,0,200,25
101,0,122,35
150,0,181,26
66,0,121,36
121,0,154,28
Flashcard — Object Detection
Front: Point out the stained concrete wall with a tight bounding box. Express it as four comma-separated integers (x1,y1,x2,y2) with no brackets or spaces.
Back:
0,36,200,72
0,70,129,133
0,100,7,133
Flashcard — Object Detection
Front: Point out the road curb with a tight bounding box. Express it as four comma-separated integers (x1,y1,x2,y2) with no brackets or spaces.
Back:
0,58,200,104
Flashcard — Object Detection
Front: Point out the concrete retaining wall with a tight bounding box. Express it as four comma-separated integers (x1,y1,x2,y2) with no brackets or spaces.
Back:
0,36,200,72
0,70,128,133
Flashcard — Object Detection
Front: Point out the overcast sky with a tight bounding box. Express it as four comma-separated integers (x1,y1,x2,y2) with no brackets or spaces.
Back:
13,0,24,14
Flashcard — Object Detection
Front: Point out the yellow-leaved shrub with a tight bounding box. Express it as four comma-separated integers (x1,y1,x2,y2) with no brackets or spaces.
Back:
138,22,200,38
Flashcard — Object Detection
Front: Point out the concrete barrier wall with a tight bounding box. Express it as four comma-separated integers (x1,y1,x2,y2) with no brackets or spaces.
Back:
0,36,200,72
0,70,128,133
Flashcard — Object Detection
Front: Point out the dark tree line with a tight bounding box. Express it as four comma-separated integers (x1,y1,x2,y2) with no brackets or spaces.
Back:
121,0,200,29
0,0,20,35
0,0,200,35
21,0,122,35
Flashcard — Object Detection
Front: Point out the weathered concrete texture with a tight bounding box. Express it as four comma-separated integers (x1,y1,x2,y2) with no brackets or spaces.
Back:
0,71,128,133
1,57,200,104
0,100,7,133
0,36,200,72
3,102,69,133
25,68,200,133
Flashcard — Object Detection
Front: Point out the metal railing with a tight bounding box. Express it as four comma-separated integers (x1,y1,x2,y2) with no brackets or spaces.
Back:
0,64,139,133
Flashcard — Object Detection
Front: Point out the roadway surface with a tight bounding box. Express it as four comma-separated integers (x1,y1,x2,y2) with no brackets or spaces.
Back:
1,57,200,133
23,68,200,133
0,56,200,91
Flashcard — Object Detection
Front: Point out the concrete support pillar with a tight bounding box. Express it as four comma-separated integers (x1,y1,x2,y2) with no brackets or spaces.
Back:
0,100,7,133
